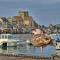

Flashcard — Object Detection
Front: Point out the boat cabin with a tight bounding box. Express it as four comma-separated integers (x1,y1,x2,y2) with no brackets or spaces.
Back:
0,34,19,47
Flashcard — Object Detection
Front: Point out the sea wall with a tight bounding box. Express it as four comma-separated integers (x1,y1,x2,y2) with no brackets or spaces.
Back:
0,54,57,60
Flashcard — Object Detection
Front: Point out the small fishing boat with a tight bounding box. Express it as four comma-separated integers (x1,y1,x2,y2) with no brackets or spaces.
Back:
56,38,60,50
31,36,54,47
31,28,54,47
26,39,33,45
0,34,19,47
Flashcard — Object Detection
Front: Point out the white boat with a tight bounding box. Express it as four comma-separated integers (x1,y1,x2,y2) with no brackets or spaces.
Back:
49,34,57,39
26,39,32,45
0,34,20,47
56,38,60,50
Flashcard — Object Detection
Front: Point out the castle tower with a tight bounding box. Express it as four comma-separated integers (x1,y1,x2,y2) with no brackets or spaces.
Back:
18,11,29,19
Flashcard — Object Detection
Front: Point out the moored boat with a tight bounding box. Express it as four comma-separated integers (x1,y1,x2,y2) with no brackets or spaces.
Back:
31,35,54,47
31,28,54,47
56,38,60,50
0,34,20,47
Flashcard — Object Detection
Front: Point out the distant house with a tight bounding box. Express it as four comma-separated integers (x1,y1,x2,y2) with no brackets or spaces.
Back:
0,17,3,33
0,17,8,33
7,16,13,33
12,16,23,33
0,17,3,26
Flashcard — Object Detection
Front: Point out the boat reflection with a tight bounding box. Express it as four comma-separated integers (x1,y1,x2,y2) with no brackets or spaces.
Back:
0,44,56,57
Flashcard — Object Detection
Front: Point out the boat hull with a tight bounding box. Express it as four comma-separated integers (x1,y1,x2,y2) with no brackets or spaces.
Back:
56,42,60,50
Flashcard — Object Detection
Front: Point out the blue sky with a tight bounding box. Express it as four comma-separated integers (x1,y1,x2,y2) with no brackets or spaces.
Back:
0,0,60,26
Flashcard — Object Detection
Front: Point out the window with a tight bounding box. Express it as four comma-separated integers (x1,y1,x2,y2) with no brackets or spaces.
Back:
8,35,12,39
2,35,4,39
5,35,7,38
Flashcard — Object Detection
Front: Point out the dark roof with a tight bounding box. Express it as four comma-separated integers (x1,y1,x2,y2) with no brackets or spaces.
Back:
1,17,7,22
13,16,23,20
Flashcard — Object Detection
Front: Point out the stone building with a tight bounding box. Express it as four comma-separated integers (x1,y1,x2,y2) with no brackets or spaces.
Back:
7,16,13,33
0,11,39,34
12,16,23,33
12,11,36,33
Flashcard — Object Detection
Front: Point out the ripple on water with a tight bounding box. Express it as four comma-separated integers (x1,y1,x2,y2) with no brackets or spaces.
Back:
0,45,56,57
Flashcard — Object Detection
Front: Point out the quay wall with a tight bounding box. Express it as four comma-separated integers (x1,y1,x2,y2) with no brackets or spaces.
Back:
0,54,58,60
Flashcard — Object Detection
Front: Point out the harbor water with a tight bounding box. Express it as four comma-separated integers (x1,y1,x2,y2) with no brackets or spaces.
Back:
0,34,57,57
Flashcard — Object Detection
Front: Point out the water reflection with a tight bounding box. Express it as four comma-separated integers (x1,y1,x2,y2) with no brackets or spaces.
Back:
0,45,56,57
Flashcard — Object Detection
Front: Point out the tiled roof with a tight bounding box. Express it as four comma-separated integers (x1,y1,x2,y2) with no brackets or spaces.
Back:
1,17,7,22
13,16,23,20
